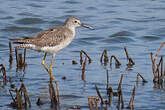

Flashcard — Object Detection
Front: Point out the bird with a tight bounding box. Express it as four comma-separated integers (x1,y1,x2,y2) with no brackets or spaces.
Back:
10,16,94,80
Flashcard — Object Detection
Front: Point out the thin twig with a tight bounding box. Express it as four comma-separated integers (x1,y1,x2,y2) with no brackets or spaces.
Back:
154,41,165,62
0,64,7,85
23,49,26,71
9,42,13,63
127,86,136,109
49,80,57,108
137,73,148,83
150,52,156,79
124,47,135,66
107,87,113,105
82,56,87,80
15,48,18,67
21,83,31,107
110,55,121,68
118,74,124,90
54,81,60,104
95,85,104,104
120,88,124,109
100,50,109,65
80,50,92,64
106,69,109,90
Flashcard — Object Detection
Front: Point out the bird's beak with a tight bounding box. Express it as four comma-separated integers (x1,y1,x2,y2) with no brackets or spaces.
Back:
81,23,94,30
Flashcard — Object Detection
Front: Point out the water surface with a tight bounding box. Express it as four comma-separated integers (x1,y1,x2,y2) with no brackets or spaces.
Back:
0,0,165,109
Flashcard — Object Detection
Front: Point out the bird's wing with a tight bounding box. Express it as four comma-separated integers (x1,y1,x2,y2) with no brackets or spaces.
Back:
10,26,73,47
29,26,73,47
9,28,54,43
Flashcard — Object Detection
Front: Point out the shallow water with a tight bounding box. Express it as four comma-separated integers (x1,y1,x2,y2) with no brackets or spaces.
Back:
0,0,165,109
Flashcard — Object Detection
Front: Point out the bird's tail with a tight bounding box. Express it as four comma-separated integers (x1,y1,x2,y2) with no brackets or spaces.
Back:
9,38,24,44
9,36,31,44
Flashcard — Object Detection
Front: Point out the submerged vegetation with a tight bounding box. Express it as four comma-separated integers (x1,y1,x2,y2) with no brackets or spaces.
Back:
0,41,165,110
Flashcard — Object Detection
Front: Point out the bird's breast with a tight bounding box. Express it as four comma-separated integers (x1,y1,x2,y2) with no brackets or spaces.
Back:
41,36,74,54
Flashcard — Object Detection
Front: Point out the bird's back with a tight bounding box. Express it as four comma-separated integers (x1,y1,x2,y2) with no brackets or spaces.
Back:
10,25,75,48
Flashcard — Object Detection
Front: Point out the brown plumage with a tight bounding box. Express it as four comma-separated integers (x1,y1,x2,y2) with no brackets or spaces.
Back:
10,26,73,48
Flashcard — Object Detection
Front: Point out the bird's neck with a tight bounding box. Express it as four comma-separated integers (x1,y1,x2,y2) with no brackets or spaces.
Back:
64,25,76,36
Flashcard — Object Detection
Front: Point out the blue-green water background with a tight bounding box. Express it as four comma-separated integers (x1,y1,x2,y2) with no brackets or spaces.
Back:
0,0,165,109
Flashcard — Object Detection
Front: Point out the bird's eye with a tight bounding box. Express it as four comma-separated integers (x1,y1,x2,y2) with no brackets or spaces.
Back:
74,20,77,23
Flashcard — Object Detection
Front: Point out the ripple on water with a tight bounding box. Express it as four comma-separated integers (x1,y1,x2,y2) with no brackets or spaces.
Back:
110,31,135,37
78,36,103,41
1,26,42,33
61,94,83,99
102,31,135,44
18,12,40,17
65,10,79,14
140,35,161,41
64,0,81,4
0,43,6,47
15,18,46,25
86,7,98,11
49,20,63,25
99,46,123,51
27,3,44,8
0,16,14,20
152,27,165,36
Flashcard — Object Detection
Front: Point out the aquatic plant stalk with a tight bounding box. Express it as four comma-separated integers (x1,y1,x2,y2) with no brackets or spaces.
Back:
110,55,121,68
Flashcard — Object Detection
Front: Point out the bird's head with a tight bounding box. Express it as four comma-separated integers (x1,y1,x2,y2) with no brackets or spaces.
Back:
64,16,94,30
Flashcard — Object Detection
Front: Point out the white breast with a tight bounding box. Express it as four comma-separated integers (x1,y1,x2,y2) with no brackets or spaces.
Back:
40,36,74,54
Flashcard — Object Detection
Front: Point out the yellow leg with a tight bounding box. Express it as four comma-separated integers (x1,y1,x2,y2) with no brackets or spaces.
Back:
42,53,49,72
49,54,55,80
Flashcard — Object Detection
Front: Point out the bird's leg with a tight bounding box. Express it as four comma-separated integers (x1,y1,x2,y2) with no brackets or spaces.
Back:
42,53,49,72
48,54,56,80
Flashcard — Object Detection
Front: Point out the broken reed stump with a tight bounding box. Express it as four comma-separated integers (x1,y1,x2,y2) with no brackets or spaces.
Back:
9,83,31,109
36,97,44,106
20,83,31,107
9,42,13,64
0,64,7,85
124,47,135,66
154,41,165,62
23,48,26,70
136,73,148,84
80,50,92,66
49,80,58,108
151,52,164,83
49,79,60,108
107,87,113,105
72,60,78,65
117,74,124,109
15,48,26,70
106,70,109,90
88,97,99,110
80,50,92,81
82,56,87,81
117,74,124,90
155,56,164,84
95,85,104,104
127,86,136,109
110,55,121,68
100,49,109,66
150,41,165,84
106,70,114,105
150,52,156,79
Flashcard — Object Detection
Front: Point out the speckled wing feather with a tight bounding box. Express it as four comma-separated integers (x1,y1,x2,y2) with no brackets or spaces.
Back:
10,26,73,48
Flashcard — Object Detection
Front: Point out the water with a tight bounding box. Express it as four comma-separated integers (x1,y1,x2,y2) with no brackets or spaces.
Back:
0,0,165,109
